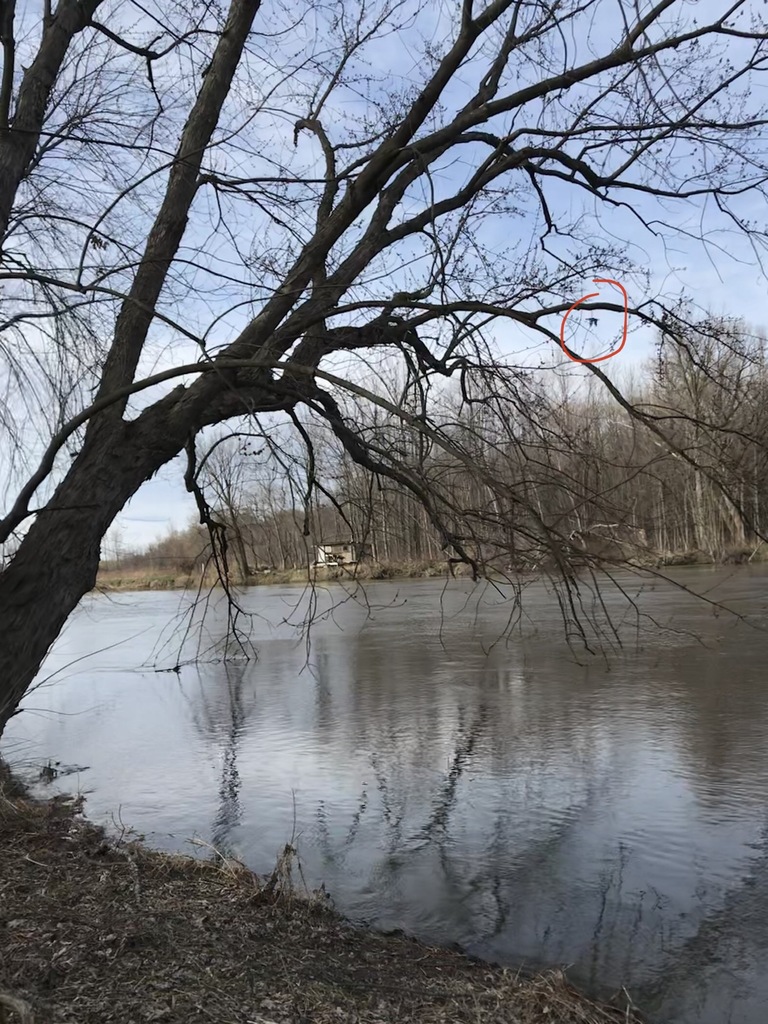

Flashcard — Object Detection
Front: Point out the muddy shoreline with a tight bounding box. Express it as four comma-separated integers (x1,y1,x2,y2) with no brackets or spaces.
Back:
0,763,645,1024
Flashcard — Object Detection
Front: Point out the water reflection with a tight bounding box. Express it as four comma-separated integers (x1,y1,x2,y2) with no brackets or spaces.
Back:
183,665,255,856
3,570,768,1024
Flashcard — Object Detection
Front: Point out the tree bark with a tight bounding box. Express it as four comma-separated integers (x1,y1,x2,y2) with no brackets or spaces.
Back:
0,425,152,733
0,0,102,240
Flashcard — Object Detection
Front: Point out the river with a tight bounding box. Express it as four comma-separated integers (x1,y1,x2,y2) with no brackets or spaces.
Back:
4,566,768,1023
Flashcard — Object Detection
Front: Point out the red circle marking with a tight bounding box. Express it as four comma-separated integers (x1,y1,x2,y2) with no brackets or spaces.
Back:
560,278,628,364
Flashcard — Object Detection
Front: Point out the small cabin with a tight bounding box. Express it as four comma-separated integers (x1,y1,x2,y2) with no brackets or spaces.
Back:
315,541,369,566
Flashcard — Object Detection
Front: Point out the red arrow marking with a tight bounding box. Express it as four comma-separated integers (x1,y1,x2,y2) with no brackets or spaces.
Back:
560,278,628,364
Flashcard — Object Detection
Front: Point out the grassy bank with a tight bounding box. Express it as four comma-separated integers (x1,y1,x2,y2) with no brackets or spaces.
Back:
95,560,467,593
0,764,644,1024
96,544,768,594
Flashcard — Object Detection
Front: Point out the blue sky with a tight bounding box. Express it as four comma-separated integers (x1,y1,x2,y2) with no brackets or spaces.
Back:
2,0,767,551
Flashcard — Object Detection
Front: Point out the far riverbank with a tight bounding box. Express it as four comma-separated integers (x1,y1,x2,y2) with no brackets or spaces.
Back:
96,543,767,592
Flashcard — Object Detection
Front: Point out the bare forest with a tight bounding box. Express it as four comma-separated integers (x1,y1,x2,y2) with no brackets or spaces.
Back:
110,319,768,584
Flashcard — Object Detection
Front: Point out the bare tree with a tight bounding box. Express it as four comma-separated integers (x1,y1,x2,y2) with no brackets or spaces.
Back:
136,320,768,580
1,0,768,734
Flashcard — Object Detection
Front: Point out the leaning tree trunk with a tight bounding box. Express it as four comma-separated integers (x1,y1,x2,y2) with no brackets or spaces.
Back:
0,510,103,737
0,423,177,736
0,373,276,737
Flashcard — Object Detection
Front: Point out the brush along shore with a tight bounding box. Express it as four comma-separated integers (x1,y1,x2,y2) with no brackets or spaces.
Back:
95,544,768,593
0,764,644,1024
94,560,468,592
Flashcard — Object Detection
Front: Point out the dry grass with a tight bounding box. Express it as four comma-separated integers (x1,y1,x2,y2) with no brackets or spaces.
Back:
94,560,476,593
0,763,645,1024
95,566,194,591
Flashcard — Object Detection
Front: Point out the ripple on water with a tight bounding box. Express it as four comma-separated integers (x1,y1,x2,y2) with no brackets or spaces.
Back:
4,569,768,1024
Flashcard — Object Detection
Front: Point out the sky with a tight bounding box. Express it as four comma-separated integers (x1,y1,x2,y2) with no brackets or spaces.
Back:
2,0,768,552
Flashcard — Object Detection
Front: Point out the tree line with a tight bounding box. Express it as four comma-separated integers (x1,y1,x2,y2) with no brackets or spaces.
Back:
108,315,768,582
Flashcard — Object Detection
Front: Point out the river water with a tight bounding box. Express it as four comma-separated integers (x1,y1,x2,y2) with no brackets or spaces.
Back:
4,567,768,1023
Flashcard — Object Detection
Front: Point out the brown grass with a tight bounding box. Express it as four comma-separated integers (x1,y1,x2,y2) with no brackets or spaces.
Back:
94,560,468,593
0,763,645,1024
